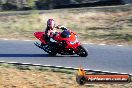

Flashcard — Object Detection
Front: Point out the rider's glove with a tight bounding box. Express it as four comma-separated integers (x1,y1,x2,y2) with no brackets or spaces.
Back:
56,25,68,30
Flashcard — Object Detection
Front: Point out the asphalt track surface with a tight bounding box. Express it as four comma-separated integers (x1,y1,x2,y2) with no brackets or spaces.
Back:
0,40,132,74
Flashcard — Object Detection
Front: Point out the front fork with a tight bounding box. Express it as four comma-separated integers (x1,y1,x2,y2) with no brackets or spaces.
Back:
72,42,81,52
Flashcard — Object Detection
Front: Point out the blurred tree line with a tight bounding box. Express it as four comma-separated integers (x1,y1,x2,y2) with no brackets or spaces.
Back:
0,0,37,10
0,0,124,10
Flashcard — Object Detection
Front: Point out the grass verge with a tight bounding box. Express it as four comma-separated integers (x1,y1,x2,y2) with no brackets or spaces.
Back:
0,5,132,45
0,62,132,88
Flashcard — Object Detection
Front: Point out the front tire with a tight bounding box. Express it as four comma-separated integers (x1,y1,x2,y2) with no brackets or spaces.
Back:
77,45,88,57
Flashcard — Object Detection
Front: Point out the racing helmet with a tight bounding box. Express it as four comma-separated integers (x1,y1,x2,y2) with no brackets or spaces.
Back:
47,19,55,30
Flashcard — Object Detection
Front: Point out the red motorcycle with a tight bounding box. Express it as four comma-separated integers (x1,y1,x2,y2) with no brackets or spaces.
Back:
34,30,88,57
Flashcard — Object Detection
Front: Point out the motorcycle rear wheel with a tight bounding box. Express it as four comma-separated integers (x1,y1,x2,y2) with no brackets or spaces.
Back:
47,46,57,56
41,43,57,56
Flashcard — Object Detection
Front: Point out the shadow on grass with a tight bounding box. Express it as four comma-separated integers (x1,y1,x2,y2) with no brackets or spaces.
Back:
0,54,79,57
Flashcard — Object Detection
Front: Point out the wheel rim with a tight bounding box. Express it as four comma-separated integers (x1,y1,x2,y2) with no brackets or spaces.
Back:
77,46,88,57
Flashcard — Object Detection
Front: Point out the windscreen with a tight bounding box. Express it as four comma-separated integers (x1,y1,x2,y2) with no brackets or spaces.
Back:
61,31,71,38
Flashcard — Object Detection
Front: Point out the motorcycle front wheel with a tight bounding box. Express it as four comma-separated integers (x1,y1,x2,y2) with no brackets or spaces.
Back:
76,45,88,57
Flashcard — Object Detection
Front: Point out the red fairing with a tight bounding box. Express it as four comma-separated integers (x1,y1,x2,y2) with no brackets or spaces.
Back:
53,32,81,52
34,31,80,51
34,32,46,44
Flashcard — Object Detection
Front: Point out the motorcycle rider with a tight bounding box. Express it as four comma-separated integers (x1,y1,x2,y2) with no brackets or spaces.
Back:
44,19,68,43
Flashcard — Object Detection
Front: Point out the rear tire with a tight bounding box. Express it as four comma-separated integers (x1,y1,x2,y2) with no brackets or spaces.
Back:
77,45,88,57
47,45,57,56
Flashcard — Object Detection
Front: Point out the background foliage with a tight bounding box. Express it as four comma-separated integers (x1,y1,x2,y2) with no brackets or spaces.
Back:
0,0,125,10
